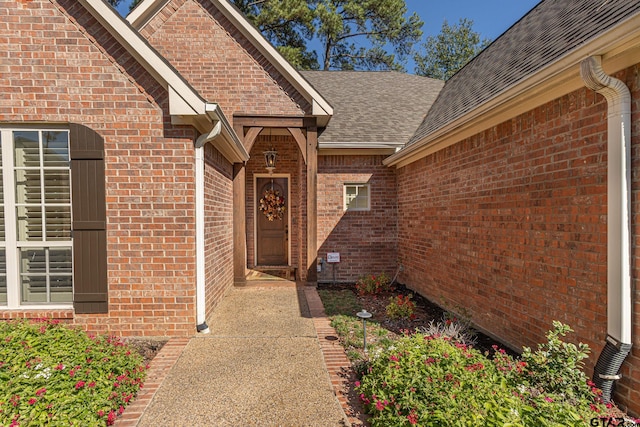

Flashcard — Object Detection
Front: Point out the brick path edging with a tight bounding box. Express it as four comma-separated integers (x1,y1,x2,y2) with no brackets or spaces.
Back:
115,285,364,426
114,338,190,427
304,286,368,426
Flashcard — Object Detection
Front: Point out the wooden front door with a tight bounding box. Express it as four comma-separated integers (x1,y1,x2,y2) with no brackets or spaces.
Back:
256,177,288,265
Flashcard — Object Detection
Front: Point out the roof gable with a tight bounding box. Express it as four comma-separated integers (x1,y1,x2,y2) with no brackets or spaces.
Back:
129,0,332,125
75,0,248,161
408,0,640,147
302,71,443,149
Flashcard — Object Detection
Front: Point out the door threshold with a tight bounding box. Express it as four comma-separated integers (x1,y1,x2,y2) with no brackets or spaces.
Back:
248,266,297,281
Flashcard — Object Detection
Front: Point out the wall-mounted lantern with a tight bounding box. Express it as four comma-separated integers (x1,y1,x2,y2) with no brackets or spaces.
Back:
264,147,277,174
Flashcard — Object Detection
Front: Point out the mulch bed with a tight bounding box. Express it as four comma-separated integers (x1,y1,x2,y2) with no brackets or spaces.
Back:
318,282,514,356
125,338,168,365
317,282,523,426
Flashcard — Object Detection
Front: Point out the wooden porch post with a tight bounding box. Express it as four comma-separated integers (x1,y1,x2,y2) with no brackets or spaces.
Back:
233,164,247,283
306,122,318,284
233,124,247,283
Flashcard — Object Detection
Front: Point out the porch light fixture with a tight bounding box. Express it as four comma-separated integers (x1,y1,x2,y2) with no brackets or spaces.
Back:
264,147,277,174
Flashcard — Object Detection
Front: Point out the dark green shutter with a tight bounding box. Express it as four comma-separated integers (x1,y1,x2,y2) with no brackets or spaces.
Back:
70,124,108,314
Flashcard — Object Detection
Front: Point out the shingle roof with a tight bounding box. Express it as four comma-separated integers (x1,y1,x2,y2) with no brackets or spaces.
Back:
301,71,443,147
408,0,640,146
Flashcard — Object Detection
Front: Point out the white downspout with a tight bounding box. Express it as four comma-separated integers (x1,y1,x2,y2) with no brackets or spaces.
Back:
194,121,222,334
580,55,632,401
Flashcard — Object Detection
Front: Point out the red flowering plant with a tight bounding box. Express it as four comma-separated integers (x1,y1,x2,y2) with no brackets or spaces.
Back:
259,188,286,221
0,319,147,426
385,294,416,320
355,272,393,296
356,323,617,427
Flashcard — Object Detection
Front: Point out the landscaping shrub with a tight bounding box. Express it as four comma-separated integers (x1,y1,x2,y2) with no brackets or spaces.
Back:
492,321,608,417
419,318,477,347
357,324,611,427
355,273,393,295
0,319,147,426
385,294,416,320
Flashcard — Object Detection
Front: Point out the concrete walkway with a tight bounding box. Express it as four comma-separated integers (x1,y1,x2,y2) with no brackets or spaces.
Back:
133,283,351,426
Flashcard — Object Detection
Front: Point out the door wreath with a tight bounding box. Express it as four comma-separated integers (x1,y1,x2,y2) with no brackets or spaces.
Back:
259,188,286,221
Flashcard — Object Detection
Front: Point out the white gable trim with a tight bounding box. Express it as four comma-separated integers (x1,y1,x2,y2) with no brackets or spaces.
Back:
128,0,334,125
79,0,248,162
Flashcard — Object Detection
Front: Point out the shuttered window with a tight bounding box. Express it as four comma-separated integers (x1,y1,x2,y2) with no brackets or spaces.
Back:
69,124,107,314
0,128,73,306
0,125,107,313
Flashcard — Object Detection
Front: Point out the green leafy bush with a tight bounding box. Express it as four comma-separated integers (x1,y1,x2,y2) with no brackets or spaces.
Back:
357,324,610,427
0,319,147,426
493,321,606,417
357,333,525,426
385,294,416,320
355,273,393,296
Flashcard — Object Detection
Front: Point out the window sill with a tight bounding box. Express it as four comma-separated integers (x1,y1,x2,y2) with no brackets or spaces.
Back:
0,307,74,320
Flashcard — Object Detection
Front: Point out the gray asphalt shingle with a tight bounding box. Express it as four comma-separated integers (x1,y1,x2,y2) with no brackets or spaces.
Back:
301,70,443,146
408,0,640,146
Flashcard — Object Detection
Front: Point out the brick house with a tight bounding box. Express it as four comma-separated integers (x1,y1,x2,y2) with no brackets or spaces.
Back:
2,0,640,416
384,0,640,414
300,71,442,283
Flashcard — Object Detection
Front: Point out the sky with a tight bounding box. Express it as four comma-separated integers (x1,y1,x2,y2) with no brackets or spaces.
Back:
115,0,541,72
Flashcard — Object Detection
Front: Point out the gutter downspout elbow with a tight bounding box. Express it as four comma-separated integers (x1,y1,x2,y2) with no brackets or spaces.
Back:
193,122,222,334
580,55,632,401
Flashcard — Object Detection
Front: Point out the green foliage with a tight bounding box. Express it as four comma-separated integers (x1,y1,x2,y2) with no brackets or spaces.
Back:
355,272,393,295
0,319,146,426
329,314,393,360
414,18,491,80
357,333,525,426
231,0,423,71
317,289,360,316
233,0,319,69
315,0,423,71
494,321,603,410
357,324,611,427
385,294,416,320
129,0,143,12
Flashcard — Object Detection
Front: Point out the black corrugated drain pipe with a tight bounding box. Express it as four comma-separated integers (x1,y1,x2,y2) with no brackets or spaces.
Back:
580,56,633,403
593,336,632,402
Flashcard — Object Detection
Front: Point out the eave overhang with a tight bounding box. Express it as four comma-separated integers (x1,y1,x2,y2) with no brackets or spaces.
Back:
318,141,403,156
384,13,640,169
80,0,248,163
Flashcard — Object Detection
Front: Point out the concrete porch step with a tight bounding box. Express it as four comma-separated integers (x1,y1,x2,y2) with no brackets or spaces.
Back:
247,266,297,281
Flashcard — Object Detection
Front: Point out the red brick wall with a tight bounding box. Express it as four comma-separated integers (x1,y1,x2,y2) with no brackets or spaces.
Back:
1,0,200,337
203,144,234,318
318,155,398,283
139,0,310,122
396,65,640,414
245,135,306,280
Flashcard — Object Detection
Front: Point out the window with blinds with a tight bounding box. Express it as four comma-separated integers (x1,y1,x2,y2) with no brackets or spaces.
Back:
0,129,73,306
344,183,371,211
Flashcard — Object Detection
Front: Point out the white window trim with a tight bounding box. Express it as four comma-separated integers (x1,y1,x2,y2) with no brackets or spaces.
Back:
0,128,73,309
343,183,371,211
